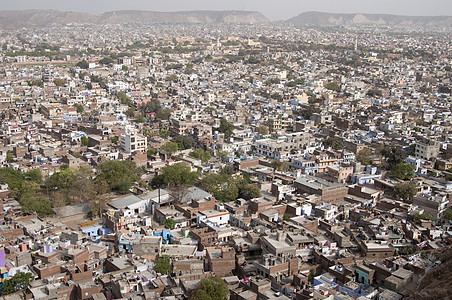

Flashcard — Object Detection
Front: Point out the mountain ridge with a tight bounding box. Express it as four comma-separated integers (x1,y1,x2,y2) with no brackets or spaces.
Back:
0,10,450,29
0,10,270,29
287,11,452,27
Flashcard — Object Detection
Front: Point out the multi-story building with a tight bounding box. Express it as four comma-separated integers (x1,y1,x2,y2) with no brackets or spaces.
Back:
415,140,440,160
120,128,147,153
413,193,449,221
294,176,348,203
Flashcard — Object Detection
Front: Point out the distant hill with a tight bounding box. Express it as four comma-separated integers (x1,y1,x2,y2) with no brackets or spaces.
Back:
0,10,97,29
287,11,452,27
100,10,270,25
0,10,270,29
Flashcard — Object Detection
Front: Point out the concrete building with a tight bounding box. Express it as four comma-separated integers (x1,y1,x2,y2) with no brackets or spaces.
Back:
413,193,449,221
120,128,147,153
294,176,348,203
415,140,440,160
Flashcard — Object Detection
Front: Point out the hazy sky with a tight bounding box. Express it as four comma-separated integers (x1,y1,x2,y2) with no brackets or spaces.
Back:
3,0,452,20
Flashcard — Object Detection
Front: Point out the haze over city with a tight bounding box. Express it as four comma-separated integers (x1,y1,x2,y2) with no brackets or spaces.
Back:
2,0,452,20
0,0,451,299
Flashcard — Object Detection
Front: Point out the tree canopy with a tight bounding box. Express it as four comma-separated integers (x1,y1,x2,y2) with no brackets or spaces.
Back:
323,136,343,150
80,135,88,146
163,218,176,229
390,162,414,180
96,160,143,194
153,255,172,275
139,99,161,115
382,145,408,168
0,272,34,296
257,125,269,135
0,168,52,215
356,147,372,165
117,91,132,106
174,135,196,150
189,277,229,300
160,141,179,154
190,149,211,163
325,82,341,92
218,118,234,139
76,59,89,69
394,183,417,202
238,184,261,200
154,163,199,187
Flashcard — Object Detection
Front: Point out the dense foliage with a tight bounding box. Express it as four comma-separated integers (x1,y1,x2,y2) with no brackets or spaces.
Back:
218,118,234,139
0,272,34,296
153,255,172,275
96,160,143,194
189,277,229,300
152,163,199,188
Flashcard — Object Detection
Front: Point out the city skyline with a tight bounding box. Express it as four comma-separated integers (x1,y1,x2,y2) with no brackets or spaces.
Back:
2,0,452,20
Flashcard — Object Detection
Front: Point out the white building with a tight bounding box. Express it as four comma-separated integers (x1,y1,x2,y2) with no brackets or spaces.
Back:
120,128,147,153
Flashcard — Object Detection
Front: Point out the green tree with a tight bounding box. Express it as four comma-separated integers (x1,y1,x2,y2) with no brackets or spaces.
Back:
382,146,408,168
0,272,34,296
159,163,199,187
189,277,229,300
324,136,343,150
159,128,170,138
444,208,452,220
394,183,417,202
356,147,372,165
198,173,240,203
76,59,89,69
366,89,383,97
163,218,176,229
161,141,178,155
271,160,283,172
412,213,434,222
96,160,142,194
257,125,269,135
297,105,320,120
24,169,43,184
390,162,414,180
80,136,88,146
54,78,66,87
283,214,291,221
216,150,228,160
147,148,158,159
218,118,234,139
174,135,196,150
157,108,172,120
238,184,261,200
325,82,341,92
74,103,84,113
270,93,282,100
122,65,129,71
308,269,316,283
46,167,76,193
125,107,135,117
139,99,161,114
153,255,172,275
190,149,211,163
5,152,13,163
117,91,132,106
99,57,114,65
136,114,145,123
110,137,118,144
